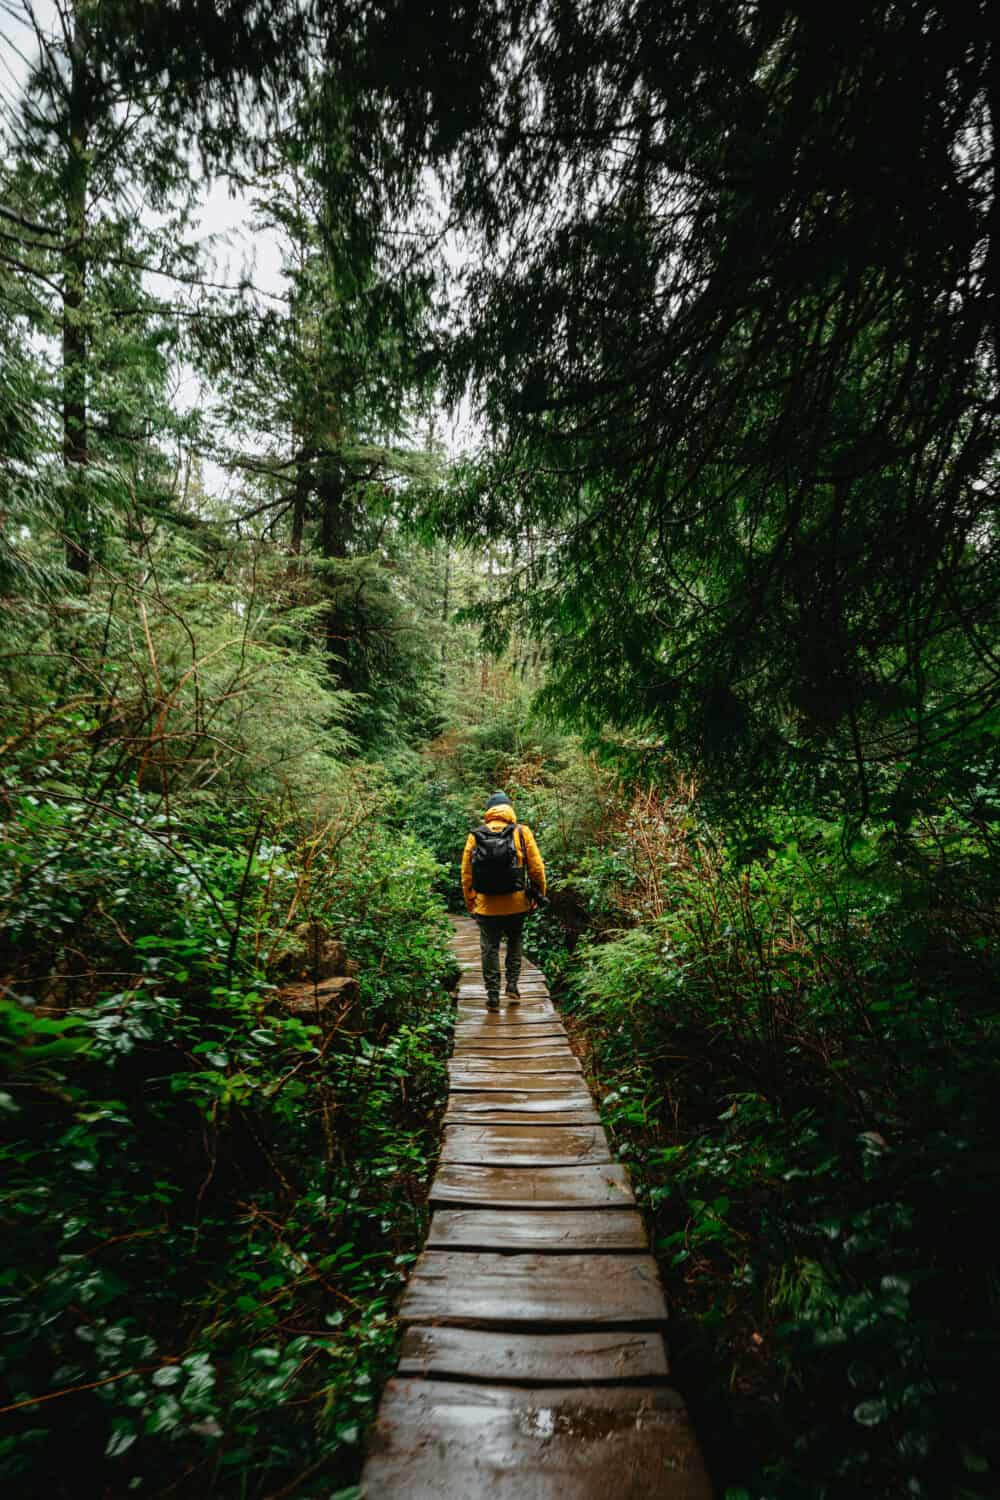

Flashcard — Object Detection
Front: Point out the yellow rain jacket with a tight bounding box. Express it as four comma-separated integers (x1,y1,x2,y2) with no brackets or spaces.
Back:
461,802,547,917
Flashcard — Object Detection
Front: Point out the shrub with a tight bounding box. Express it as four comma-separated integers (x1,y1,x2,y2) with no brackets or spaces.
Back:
549,792,1000,1499
0,790,454,1499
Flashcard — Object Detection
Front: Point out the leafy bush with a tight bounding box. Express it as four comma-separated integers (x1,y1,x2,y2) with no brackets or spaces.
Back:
0,789,454,1499
549,793,1000,1499
381,756,474,911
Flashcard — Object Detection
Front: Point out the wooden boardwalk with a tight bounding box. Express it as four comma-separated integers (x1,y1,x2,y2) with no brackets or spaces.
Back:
360,917,712,1498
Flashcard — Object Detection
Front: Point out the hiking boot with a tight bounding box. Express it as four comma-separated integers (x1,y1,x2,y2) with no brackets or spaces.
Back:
486,996,500,1012
504,988,520,1005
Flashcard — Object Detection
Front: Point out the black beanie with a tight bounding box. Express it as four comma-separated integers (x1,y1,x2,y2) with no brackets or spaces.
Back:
484,790,510,811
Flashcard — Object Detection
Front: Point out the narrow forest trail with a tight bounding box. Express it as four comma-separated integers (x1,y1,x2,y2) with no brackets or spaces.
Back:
360,916,712,1498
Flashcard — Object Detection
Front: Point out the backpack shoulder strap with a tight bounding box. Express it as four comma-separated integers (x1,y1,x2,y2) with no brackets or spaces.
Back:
473,821,510,842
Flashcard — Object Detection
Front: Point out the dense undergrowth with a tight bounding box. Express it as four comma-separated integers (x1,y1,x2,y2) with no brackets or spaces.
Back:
0,563,458,1498
1,784,455,1498
419,708,1000,1500
543,793,999,1499
0,786,455,1498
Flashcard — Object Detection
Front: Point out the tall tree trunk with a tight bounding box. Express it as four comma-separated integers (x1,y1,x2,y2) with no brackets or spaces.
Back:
319,465,348,559
440,548,450,680
480,548,495,693
62,6,90,576
320,464,351,677
290,426,308,555
987,36,1000,372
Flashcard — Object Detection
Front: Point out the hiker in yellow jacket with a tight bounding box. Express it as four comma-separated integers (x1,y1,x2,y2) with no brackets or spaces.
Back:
461,791,546,1011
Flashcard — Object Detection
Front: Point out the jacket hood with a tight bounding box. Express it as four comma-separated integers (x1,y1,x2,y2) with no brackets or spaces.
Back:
483,802,516,825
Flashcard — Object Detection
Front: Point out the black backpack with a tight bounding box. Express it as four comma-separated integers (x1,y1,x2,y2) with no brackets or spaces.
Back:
470,822,527,894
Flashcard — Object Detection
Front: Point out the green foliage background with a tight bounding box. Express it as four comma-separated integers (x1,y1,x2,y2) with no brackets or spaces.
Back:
1,769,456,1495
2,2,999,1497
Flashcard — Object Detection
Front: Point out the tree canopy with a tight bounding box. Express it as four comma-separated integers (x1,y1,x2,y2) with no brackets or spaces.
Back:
1,5,999,1498
428,0,999,827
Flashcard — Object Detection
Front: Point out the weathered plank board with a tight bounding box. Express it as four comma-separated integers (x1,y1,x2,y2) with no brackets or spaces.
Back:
444,1106,602,1126
449,1056,581,1068
458,990,550,999
453,1027,567,1042
444,1093,600,1122
458,1020,566,1032
363,1380,712,1500
399,1251,668,1328
457,981,549,989
443,1118,603,1134
457,984,550,995
450,1056,577,1069
430,1162,634,1209
454,1023,567,1039
398,1326,668,1383
456,995,554,1007
458,985,550,996
440,1124,612,1165
446,1116,602,1128
449,1054,582,1073
426,1208,648,1253
452,1045,571,1057
449,1067,589,1090
459,974,547,984
456,1014,559,1028
456,1020,557,1029
449,1050,575,1062
455,1014,562,1025
451,1035,570,1048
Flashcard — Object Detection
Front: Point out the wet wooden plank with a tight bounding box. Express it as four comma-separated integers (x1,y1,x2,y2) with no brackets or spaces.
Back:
445,1108,602,1127
440,1125,612,1165
448,1072,591,1094
399,1251,667,1327
452,1062,578,1074
444,1093,600,1123
453,1024,566,1039
458,996,552,1007
455,1002,554,1014
455,1032,569,1044
449,1056,581,1080
457,985,551,997
456,1004,556,1014
398,1326,668,1383
452,1029,569,1044
449,1054,582,1074
454,1023,567,1039
457,997,552,1007
452,1044,571,1056
430,1162,634,1208
363,1380,712,1500
426,1208,648,1253
454,1016,565,1032
458,1002,560,1014
451,1041,574,1057
463,966,544,975
459,974,548,985
449,1066,588,1086
458,985,550,997
455,1015,559,1029
458,979,549,988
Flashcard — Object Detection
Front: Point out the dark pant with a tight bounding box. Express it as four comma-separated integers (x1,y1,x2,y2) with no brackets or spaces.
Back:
476,914,526,1000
